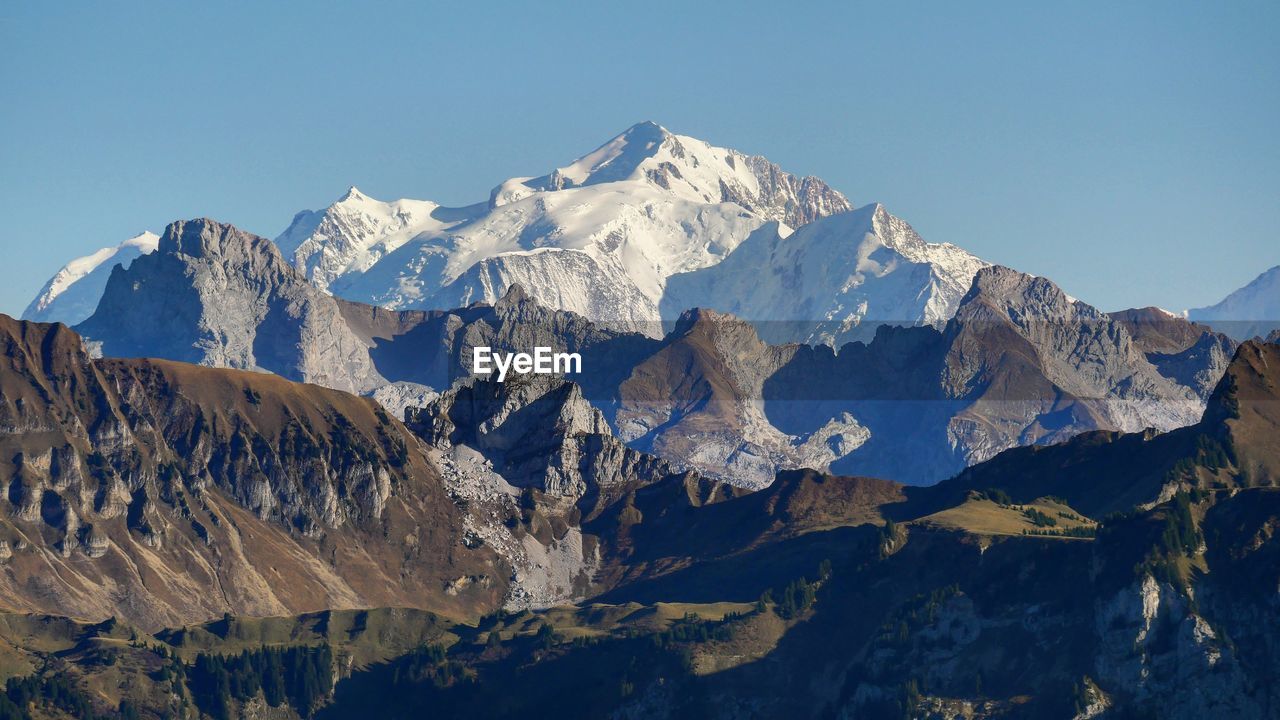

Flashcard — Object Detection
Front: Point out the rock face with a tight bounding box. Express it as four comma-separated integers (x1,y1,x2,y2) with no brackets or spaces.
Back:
405,374,702,609
77,219,384,394
339,282,658,398
929,339,1280,517
22,231,158,325
399,372,906,613
413,374,615,497
0,314,502,629
662,204,989,345
940,266,1207,463
1091,575,1258,718
1187,264,1280,340
72,219,657,404
1110,306,1238,399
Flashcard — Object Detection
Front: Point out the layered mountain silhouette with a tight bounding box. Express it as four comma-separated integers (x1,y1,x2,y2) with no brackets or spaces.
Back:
69,218,1235,487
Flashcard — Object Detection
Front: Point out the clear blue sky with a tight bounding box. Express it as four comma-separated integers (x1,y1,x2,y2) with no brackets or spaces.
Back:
2,1,1276,317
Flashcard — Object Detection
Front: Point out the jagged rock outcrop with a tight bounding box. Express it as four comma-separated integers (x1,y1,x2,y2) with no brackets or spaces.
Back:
940,265,1206,463
734,152,852,229
336,282,660,404
763,265,1225,483
413,374,615,498
406,373,704,609
73,218,657,408
1110,307,1238,399
925,339,1280,519
77,219,384,394
1092,575,1258,718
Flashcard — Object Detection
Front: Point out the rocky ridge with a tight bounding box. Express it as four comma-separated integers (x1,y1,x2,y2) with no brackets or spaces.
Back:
77,219,384,395
0,314,502,629
405,373,705,609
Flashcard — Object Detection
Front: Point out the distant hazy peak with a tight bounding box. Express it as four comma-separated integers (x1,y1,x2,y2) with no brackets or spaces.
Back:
1188,265,1280,340
22,231,159,325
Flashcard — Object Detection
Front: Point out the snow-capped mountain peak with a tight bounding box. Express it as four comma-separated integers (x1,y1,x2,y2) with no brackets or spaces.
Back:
338,185,371,203
28,123,963,344
662,203,990,345
548,120,670,187
278,122,856,333
1188,265,1280,340
488,122,851,228
486,121,690,207
22,231,159,325
274,186,457,292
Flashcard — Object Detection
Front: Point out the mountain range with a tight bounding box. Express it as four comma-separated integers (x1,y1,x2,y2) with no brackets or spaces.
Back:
0,314,501,629
60,216,1232,488
273,121,858,334
3,122,1278,719
26,123,987,345
0,308,1277,718
25,124,1275,354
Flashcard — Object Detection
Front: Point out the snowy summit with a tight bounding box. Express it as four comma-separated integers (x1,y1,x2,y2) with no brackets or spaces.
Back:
28,123,993,343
